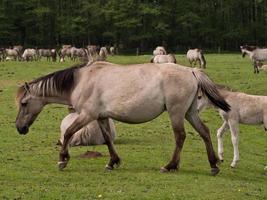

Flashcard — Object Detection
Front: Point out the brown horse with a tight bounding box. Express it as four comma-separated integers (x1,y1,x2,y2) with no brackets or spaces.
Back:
15,61,230,175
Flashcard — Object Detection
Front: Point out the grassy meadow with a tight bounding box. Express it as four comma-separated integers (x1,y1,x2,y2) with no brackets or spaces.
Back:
0,54,266,200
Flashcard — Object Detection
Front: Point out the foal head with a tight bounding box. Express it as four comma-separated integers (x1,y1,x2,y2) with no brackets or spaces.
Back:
15,83,46,134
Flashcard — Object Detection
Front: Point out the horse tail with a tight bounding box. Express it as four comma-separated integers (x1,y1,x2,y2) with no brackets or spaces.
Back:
192,69,230,112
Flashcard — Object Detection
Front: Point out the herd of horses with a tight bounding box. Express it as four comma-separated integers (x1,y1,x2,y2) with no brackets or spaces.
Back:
14,44,267,176
0,45,114,62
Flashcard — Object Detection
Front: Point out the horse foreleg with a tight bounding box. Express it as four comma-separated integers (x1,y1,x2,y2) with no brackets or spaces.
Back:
58,113,94,170
217,121,229,162
98,119,120,170
160,114,186,173
186,112,220,176
228,120,239,168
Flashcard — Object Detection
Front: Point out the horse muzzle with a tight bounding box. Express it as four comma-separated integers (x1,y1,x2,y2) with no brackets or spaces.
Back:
17,125,29,135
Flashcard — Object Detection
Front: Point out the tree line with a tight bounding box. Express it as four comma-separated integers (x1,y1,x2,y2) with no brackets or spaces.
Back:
0,0,266,53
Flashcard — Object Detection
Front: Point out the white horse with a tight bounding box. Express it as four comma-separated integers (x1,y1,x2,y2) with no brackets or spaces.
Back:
186,49,206,68
153,46,167,56
22,49,37,61
60,112,116,146
240,45,267,73
197,85,267,168
151,54,176,64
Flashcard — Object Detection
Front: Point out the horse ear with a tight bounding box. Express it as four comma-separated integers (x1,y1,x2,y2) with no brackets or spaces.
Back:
24,82,30,93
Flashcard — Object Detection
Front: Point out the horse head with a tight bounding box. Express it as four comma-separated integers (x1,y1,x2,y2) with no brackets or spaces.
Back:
15,83,45,134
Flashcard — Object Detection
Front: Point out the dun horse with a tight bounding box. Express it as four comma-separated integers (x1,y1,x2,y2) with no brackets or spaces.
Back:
240,45,267,73
186,49,206,68
197,85,267,168
15,61,230,175
151,54,176,64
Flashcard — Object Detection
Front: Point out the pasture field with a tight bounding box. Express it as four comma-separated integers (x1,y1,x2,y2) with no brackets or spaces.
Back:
0,54,267,200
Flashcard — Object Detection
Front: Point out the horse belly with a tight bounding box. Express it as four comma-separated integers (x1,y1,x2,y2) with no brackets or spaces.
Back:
239,108,263,124
101,87,165,123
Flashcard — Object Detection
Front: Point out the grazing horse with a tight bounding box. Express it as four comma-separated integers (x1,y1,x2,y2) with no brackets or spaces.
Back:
15,61,230,175
151,54,176,64
60,112,116,146
22,49,37,61
153,46,167,56
5,49,20,61
186,49,206,68
240,45,267,73
197,85,267,168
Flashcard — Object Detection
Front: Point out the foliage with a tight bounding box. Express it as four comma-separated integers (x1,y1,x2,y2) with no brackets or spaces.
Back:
0,0,266,51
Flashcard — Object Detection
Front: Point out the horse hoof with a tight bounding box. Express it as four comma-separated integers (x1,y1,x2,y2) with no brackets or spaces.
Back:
58,161,68,170
160,167,169,173
211,167,220,176
105,165,113,171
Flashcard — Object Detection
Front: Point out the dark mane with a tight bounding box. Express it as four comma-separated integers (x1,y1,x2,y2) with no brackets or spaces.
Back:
30,62,88,94
242,45,258,51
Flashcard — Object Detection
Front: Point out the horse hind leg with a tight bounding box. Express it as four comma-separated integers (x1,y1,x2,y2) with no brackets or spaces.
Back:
217,121,229,162
160,113,186,172
228,120,239,168
186,111,220,176
97,119,120,170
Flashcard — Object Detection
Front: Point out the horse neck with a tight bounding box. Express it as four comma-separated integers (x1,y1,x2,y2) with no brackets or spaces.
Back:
244,50,253,59
30,82,71,105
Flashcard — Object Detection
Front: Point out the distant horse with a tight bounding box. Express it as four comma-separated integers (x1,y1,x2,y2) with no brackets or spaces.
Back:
60,112,116,146
186,49,206,68
153,46,167,56
110,47,115,56
5,49,20,61
87,45,98,57
151,54,176,64
13,45,23,60
98,47,108,61
15,61,230,175
22,49,37,61
197,85,267,168
59,46,72,62
38,49,56,62
240,45,267,73
70,47,87,61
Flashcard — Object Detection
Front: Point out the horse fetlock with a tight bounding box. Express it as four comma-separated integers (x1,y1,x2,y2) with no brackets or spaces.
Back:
230,160,238,168
218,152,224,161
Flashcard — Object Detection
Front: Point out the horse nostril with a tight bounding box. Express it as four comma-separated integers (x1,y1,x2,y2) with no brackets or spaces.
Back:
17,126,29,135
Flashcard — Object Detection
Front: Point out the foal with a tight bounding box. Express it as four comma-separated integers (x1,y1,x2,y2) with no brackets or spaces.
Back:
240,45,267,73
197,86,267,167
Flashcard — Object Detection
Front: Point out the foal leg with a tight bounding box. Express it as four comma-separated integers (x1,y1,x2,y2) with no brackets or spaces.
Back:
160,115,186,172
217,121,229,162
186,112,220,176
58,113,94,170
228,120,239,168
98,119,120,170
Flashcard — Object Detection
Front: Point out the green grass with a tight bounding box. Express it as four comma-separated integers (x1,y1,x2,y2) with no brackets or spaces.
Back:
0,55,267,200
